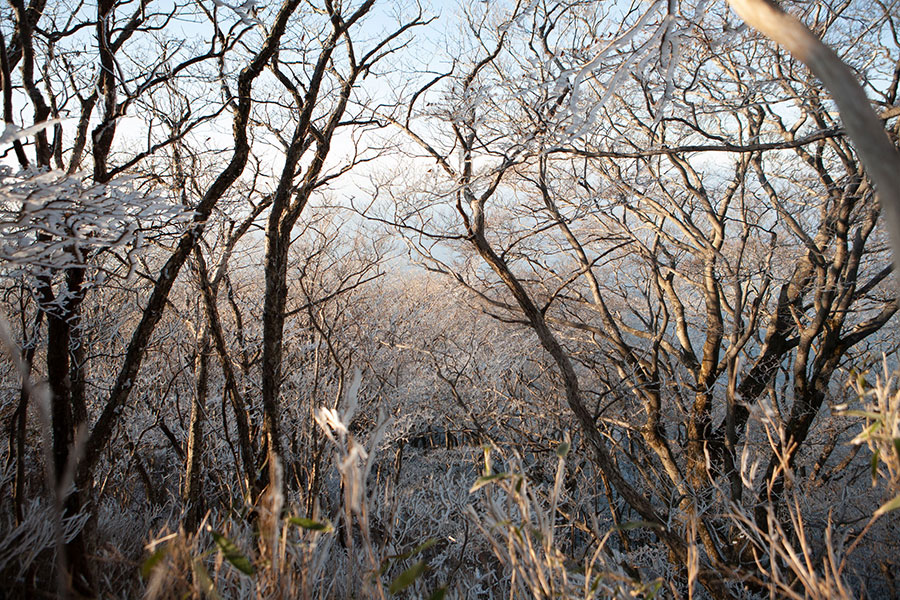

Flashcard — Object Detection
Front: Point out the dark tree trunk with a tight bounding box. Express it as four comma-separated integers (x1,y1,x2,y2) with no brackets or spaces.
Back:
183,327,210,531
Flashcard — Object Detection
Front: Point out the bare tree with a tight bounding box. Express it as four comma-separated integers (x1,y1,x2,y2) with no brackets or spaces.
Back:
2,0,898,597
384,0,899,595
726,0,900,278
251,0,426,501
2,0,303,591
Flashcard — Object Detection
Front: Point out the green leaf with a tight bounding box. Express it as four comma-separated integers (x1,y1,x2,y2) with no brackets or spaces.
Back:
469,473,512,493
386,538,439,563
140,546,168,579
871,449,881,483
289,517,333,532
380,538,440,575
843,409,883,421
556,441,570,458
874,493,900,518
511,525,525,544
644,579,663,599
192,557,222,600
853,420,885,445
410,538,439,557
427,586,448,600
389,560,427,594
893,438,900,458
210,530,255,576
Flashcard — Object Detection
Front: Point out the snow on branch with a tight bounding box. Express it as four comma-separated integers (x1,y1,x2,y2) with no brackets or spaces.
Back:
0,167,191,278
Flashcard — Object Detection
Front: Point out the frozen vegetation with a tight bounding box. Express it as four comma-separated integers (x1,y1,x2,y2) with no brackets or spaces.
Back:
1,0,899,598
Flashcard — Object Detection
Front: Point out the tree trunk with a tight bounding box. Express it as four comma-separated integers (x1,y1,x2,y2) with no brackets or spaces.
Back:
183,326,210,532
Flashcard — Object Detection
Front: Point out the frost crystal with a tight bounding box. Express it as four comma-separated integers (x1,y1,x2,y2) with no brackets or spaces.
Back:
0,167,190,282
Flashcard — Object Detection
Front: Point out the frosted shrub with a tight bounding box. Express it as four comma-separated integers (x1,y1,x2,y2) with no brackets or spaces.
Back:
0,499,88,583
721,380,900,600
468,442,660,599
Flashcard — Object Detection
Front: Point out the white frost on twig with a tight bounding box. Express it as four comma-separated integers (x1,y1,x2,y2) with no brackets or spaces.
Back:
0,167,191,283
